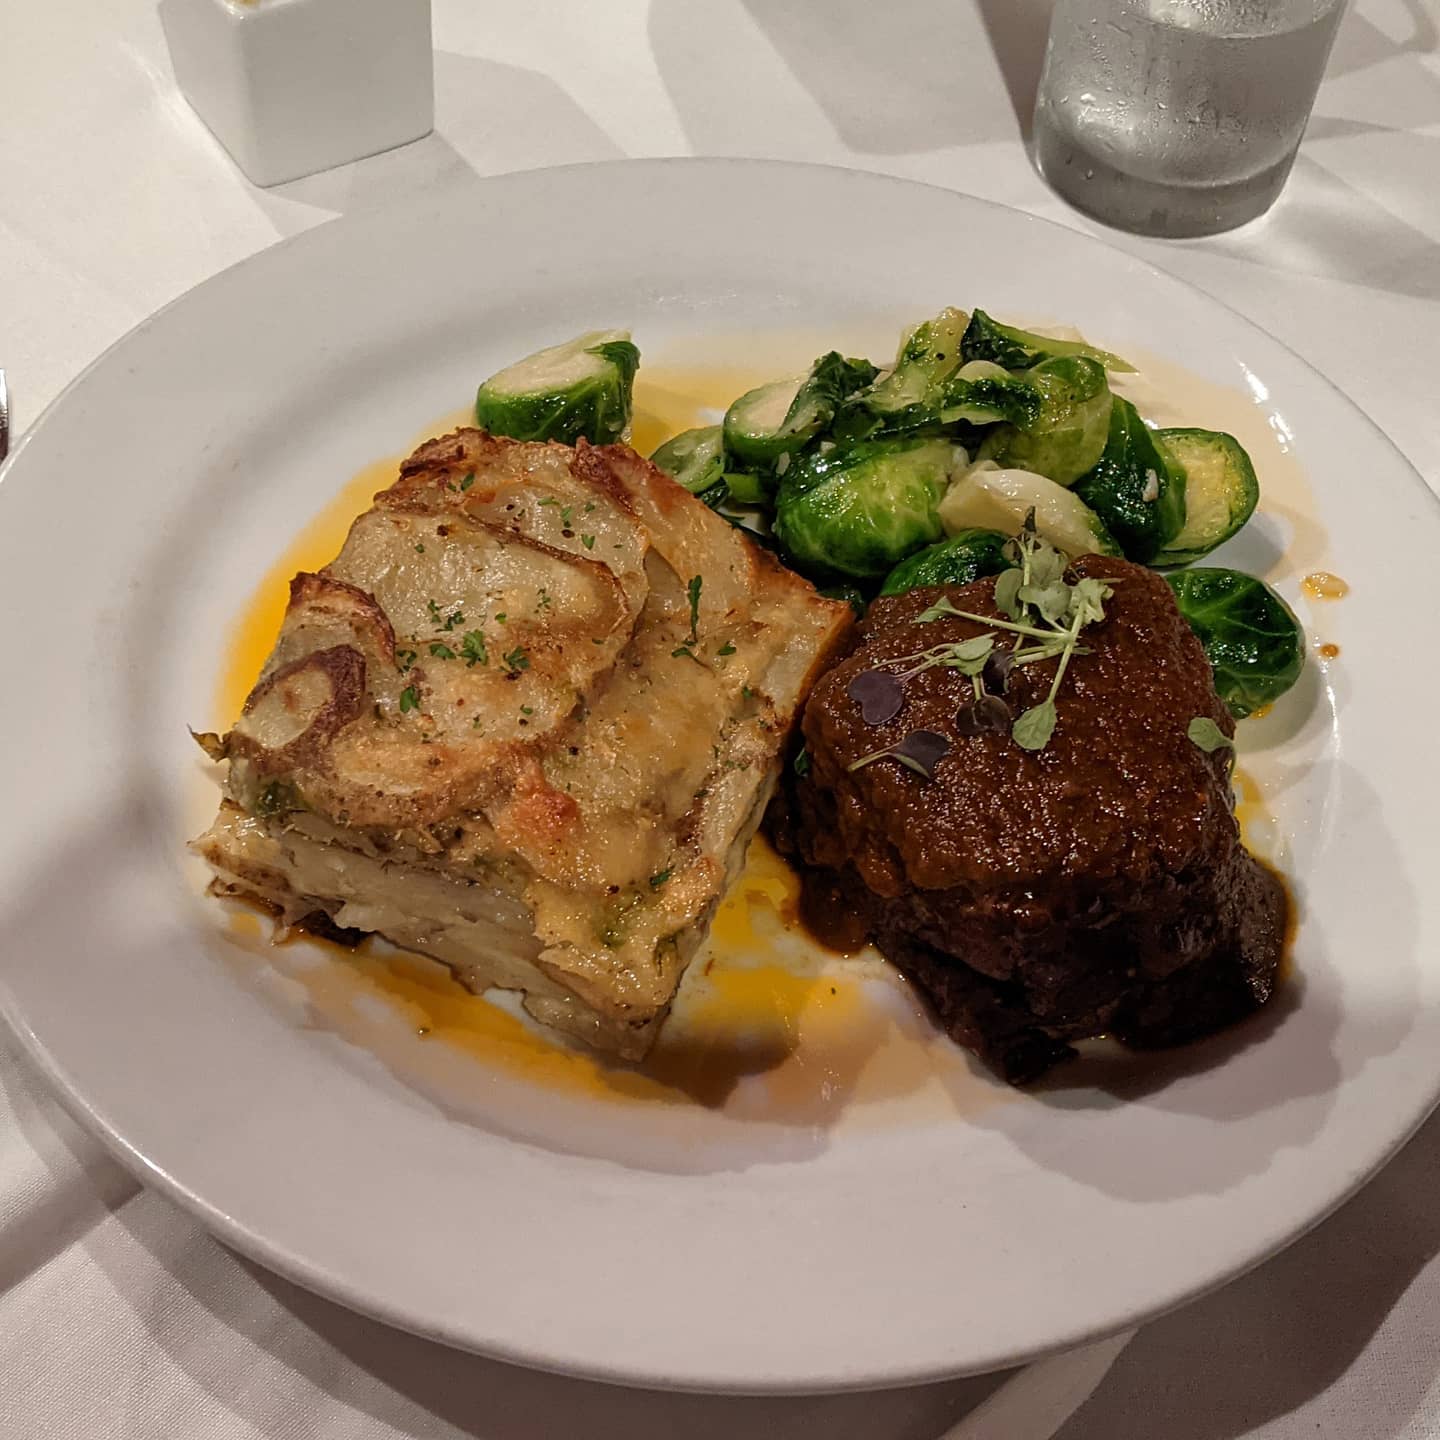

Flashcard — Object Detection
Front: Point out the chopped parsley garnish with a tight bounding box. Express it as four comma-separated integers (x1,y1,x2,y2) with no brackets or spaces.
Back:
427,598,465,632
686,575,702,645
414,543,425,554
536,587,552,613
671,645,702,664
581,534,596,550
716,641,736,658
538,497,560,508
502,646,530,674
495,612,507,624
460,630,488,667
254,779,299,817
396,648,418,673
649,868,673,890
429,642,456,660
451,470,475,493
520,705,533,716
561,504,574,526
399,686,420,714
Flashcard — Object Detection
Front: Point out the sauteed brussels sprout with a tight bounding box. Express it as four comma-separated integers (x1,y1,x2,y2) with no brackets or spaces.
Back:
1166,567,1305,718
475,329,638,445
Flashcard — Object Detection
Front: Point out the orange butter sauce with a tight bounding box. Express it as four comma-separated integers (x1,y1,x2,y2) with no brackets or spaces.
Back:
1302,571,1349,601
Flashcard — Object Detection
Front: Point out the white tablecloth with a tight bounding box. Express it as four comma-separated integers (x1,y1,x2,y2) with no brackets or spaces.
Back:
3,2,1439,1435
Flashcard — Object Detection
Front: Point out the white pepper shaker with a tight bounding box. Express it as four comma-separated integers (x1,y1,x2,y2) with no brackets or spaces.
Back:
159,0,434,188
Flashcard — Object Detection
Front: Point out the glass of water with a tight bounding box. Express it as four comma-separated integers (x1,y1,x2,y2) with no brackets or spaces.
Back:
1032,0,1348,238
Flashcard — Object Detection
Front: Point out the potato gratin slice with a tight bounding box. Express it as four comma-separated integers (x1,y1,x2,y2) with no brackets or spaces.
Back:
194,430,852,1058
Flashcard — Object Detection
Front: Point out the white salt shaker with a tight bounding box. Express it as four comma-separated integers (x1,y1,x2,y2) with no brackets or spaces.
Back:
159,0,434,188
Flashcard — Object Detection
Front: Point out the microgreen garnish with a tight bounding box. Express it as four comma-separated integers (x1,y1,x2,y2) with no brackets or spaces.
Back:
1188,716,1234,753
649,868,673,890
502,646,530,674
848,670,903,726
686,575,703,645
429,642,456,660
460,630,488,667
955,694,1013,736
1012,701,1057,751
399,686,420,714
848,729,951,780
914,516,1112,753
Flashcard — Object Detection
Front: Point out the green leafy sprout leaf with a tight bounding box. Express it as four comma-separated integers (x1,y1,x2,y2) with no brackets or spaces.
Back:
1187,716,1234,753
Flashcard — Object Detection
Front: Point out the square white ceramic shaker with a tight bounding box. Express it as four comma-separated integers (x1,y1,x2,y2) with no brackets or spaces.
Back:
159,0,434,187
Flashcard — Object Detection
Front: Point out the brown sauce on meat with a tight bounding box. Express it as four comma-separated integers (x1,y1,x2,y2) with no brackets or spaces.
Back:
795,869,871,955
781,558,1293,1083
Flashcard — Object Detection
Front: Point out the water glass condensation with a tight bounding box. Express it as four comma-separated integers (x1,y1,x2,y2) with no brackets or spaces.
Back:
1032,0,1348,237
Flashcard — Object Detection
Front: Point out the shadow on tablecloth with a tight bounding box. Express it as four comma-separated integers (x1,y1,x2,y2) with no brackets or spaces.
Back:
1053,1104,1440,1439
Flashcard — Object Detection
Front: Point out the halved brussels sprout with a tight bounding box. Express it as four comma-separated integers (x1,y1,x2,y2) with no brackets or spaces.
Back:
773,435,957,579
723,352,878,468
978,356,1113,486
1153,429,1259,566
724,376,804,468
475,329,639,445
939,462,1121,558
651,425,724,494
960,309,1136,373
1166,567,1305,719
879,527,1011,595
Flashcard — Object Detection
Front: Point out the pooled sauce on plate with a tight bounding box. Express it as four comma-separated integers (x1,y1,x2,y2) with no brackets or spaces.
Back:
1302,571,1350,600
211,342,1308,1120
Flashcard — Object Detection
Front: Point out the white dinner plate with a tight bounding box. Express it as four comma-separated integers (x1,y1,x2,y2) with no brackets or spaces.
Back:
1,159,1437,1393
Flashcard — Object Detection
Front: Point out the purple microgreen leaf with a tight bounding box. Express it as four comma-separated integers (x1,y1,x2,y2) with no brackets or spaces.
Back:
846,728,951,781
847,669,904,726
974,694,1013,731
955,695,1013,737
892,729,951,776
982,646,1014,694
